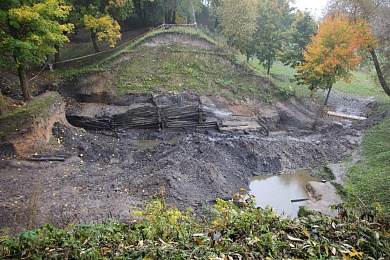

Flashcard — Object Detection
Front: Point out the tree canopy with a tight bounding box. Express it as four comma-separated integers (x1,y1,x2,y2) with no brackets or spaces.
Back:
296,14,376,105
254,0,292,75
325,0,390,96
279,10,318,68
215,0,258,57
0,0,73,101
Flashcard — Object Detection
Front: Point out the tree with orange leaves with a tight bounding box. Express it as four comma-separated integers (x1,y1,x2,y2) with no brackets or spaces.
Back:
296,14,377,105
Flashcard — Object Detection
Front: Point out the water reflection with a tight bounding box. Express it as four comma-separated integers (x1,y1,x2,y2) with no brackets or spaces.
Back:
249,170,320,218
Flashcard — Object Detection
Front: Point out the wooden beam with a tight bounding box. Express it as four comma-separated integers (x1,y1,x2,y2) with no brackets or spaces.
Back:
327,111,367,120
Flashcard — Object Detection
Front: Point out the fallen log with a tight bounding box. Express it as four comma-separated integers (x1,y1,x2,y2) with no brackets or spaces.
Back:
291,198,309,203
327,111,367,120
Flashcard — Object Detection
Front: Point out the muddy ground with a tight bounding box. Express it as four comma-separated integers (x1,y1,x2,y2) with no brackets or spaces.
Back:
1,87,383,236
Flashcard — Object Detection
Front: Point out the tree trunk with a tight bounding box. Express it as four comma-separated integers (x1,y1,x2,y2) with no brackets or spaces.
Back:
133,0,145,26
18,66,31,101
0,91,7,116
91,32,100,53
324,84,333,106
214,18,219,29
369,48,390,97
172,10,176,24
165,10,171,23
54,44,60,70
9,22,31,101
267,62,271,75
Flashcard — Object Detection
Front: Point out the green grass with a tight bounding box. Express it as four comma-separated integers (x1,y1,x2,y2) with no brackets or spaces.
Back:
249,60,314,99
114,49,265,100
346,115,390,213
249,60,390,102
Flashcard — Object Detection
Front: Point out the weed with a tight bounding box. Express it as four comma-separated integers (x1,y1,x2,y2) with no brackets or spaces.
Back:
1,191,389,259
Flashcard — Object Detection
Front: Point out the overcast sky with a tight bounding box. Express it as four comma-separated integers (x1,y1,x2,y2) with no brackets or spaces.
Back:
291,0,328,18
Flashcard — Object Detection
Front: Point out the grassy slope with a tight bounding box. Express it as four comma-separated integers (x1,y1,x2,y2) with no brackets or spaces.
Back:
346,116,390,213
54,27,293,104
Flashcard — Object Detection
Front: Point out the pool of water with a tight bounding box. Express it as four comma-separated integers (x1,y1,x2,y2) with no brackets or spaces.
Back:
249,170,321,218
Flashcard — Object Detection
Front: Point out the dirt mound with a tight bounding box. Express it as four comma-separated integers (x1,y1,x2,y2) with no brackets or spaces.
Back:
0,92,68,157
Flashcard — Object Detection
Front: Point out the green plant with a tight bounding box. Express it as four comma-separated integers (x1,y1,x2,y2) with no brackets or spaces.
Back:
1,192,389,259
346,115,390,214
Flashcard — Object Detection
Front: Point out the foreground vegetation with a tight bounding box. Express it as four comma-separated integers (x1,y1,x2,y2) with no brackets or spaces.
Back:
1,190,389,259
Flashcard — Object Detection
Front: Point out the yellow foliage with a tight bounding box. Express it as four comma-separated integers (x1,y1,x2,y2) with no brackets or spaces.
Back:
84,14,121,47
216,0,258,49
296,14,377,90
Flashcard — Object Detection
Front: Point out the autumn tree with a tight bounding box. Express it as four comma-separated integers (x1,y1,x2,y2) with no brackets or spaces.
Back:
0,0,73,101
84,13,121,52
279,10,318,68
215,0,258,59
325,0,390,96
254,0,292,74
69,0,132,53
296,14,376,105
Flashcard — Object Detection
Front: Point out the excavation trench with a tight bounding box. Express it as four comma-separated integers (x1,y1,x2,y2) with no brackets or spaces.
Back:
0,91,376,235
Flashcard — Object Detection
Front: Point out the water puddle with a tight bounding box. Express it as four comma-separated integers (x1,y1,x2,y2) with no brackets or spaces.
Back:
249,170,320,218
132,136,181,149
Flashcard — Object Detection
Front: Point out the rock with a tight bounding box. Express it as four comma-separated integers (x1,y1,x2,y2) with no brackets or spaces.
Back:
305,181,342,215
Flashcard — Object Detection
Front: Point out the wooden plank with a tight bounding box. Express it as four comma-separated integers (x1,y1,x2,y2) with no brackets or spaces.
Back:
327,111,367,120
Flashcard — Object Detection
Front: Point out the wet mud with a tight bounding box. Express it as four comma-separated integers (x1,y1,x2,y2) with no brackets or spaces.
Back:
1,90,380,236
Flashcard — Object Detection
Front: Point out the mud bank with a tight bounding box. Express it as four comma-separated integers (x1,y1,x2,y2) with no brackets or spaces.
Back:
1,90,379,235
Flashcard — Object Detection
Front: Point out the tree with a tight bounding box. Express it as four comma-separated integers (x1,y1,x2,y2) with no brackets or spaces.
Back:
0,0,73,101
69,0,132,53
132,0,162,26
279,10,318,68
254,0,292,75
215,0,258,59
84,13,121,52
325,0,390,96
296,14,376,105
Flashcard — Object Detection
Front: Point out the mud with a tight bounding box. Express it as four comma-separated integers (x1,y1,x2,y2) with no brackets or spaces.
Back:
0,88,381,236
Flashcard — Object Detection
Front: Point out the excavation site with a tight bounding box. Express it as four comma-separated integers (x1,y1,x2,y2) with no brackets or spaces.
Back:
0,32,383,235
